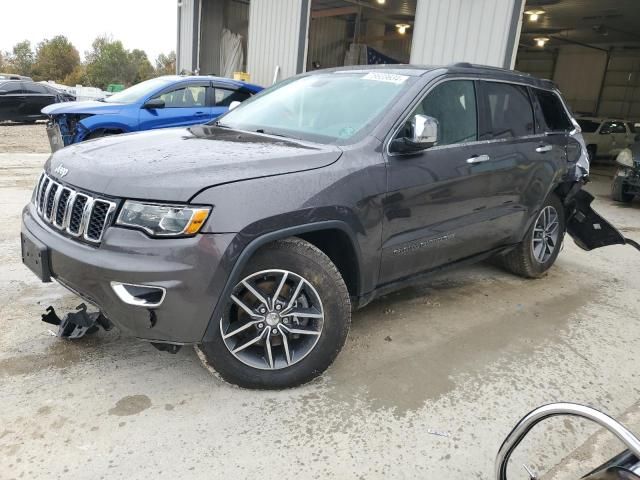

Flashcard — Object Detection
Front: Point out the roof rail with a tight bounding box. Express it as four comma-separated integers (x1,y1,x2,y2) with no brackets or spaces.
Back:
450,62,473,68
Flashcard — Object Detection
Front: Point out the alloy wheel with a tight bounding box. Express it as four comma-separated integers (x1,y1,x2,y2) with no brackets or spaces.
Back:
531,205,560,264
220,269,324,370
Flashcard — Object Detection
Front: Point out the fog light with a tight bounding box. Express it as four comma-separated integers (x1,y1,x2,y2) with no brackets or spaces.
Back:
111,282,166,307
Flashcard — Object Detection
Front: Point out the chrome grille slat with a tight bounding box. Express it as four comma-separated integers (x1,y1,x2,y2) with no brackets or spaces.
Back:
32,172,116,244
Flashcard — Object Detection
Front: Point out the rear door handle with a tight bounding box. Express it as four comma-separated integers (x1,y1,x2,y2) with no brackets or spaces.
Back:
467,154,490,164
194,111,206,116
536,144,553,153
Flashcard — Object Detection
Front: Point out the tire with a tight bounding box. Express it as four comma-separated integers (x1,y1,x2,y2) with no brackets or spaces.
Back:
611,177,634,203
587,145,597,163
498,193,565,278
199,237,351,389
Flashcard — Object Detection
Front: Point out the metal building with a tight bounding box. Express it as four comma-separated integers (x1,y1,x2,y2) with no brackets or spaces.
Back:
176,0,525,87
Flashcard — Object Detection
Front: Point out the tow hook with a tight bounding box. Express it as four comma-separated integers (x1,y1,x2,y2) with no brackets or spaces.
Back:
41,303,113,339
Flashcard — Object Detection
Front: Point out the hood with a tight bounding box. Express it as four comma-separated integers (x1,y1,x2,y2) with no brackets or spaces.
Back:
42,100,125,116
44,126,342,202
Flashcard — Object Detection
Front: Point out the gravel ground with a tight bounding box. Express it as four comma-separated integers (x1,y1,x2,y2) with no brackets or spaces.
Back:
0,122,51,153
1,152,640,480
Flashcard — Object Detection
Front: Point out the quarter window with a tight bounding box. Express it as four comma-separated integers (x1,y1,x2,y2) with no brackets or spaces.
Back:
480,82,534,140
399,80,477,146
534,89,572,132
157,85,206,108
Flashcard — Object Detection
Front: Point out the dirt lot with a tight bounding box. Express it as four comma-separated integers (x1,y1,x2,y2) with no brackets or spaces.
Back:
0,121,51,153
1,139,640,479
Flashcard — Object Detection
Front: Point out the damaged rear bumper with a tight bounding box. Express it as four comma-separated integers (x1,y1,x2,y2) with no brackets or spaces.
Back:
22,203,235,344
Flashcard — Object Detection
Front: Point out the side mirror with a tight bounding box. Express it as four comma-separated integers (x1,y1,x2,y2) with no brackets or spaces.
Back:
229,100,241,110
390,115,439,154
143,98,165,109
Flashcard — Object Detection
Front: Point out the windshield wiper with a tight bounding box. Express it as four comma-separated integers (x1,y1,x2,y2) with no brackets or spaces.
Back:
214,121,230,128
255,128,291,139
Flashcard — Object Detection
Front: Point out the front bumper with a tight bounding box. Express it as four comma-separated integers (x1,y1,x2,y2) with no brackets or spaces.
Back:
22,203,235,343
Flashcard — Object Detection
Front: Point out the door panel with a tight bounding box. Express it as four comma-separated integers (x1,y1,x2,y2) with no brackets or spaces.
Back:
381,79,500,284
0,82,25,120
22,83,55,117
138,83,211,131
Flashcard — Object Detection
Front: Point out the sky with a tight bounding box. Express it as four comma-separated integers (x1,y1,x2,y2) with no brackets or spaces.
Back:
0,0,177,63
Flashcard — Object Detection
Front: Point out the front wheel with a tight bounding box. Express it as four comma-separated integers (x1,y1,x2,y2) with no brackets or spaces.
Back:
498,193,565,278
198,238,351,389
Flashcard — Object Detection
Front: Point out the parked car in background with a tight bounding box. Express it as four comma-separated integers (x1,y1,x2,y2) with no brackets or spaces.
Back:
0,73,33,81
23,64,614,390
42,75,263,151
0,80,75,123
612,141,640,202
576,116,636,161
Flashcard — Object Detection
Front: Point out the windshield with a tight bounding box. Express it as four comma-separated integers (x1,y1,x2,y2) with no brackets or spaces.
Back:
216,72,411,143
577,119,600,133
104,77,174,103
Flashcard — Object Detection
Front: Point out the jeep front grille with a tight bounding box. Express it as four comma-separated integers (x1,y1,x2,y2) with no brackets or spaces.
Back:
34,172,117,244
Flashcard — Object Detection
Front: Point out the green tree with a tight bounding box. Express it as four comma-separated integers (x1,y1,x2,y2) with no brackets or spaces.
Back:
85,35,135,89
7,40,35,76
0,51,6,72
33,35,80,82
63,64,87,86
129,49,154,84
155,51,176,76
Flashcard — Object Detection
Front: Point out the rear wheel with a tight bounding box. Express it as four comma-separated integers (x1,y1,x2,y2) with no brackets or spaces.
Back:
498,193,565,278
198,238,351,389
612,177,635,203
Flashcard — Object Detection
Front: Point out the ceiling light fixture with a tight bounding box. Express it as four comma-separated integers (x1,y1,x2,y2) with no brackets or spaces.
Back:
396,24,410,34
534,37,550,47
376,0,386,4
525,9,545,22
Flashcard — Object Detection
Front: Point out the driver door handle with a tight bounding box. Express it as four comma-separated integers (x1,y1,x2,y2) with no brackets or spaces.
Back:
467,154,490,164
536,144,553,153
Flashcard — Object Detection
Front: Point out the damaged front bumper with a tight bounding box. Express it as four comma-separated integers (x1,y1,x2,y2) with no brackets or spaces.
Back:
21,203,236,344
46,115,91,151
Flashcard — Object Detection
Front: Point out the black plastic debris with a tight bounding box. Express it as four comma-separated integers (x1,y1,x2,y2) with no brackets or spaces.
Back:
42,303,113,339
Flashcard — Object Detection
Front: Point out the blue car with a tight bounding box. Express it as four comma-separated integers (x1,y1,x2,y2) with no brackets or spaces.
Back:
42,75,262,150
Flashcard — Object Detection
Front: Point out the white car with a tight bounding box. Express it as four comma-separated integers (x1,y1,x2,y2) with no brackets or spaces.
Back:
576,117,637,161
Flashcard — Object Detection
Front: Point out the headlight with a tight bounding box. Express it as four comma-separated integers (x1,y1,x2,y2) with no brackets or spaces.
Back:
116,201,211,237
616,149,634,168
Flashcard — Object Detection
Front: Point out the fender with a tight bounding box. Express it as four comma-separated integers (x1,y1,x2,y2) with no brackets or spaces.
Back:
201,220,362,343
202,220,362,342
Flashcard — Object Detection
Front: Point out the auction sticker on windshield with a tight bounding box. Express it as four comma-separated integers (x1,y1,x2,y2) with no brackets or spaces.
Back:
362,72,409,84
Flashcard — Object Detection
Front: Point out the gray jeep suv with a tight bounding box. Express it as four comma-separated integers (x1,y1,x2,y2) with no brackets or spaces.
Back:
22,64,607,389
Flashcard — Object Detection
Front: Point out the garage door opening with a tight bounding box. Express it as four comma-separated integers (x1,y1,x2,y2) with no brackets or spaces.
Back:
515,0,640,122
306,0,416,71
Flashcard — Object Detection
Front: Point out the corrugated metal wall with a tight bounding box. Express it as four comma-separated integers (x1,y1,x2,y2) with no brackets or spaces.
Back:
247,0,310,86
554,46,607,114
177,0,197,73
599,53,640,120
307,17,348,69
516,47,640,120
410,0,524,68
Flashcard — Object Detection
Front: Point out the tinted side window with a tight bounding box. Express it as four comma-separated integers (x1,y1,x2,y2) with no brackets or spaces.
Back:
0,82,23,93
480,82,534,140
627,122,637,134
214,88,251,107
398,80,477,146
23,83,48,94
534,89,572,132
157,85,206,108
610,122,627,134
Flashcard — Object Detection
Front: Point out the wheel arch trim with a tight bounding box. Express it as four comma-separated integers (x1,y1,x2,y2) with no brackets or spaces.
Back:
201,220,362,343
